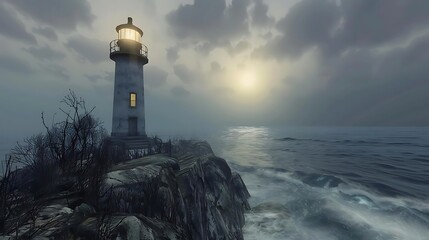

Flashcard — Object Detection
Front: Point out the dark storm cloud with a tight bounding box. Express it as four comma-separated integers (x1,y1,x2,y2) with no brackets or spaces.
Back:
255,0,429,59
166,0,250,50
67,36,108,63
251,0,429,126
32,27,58,41
0,3,37,44
336,0,429,49
249,0,275,28
5,0,95,31
24,45,66,61
254,0,339,59
171,85,190,97
145,66,168,88
0,53,33,73
280,32,429,126
174,64,197,83
376,34,429,83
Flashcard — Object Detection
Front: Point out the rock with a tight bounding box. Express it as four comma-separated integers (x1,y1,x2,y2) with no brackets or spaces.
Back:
77,215,155,240
101,154,186,226
8,204,75,239
74,203,96,219
176,154,251,240
96,140,251,239
38,204,73,218
1,140,250,240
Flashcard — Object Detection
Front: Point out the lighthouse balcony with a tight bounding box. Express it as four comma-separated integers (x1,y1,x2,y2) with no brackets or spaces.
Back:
110,39,148,61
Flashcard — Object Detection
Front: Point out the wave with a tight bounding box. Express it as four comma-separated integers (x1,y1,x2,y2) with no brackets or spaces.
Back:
240,166,429,240
275,136,428,148
293,171,345,188
277,137,299,141
214,127,429,239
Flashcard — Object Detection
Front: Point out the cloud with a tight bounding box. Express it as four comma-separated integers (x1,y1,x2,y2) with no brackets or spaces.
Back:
86,72,115,83
166,46,179,63
250,0,275,28
145,66,168,88
43,64,70,81
0,52,33,73
85,74,104,83
171,85,190,97
0,3,37,44
67,35,108,63
5,0,95,31
254,0,339,59
278,32,429,126
255,0,429,60
173,64,197,83
336,0,429,49
32,26,58,41
227,40,251,55
248,0,429,126
24,45,66,61
211,62,222,73
166,0,251,50
215,86,234,96
105,72,115,82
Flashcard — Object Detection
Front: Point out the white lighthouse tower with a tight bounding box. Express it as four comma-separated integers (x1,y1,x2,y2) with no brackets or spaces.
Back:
110,17,148,146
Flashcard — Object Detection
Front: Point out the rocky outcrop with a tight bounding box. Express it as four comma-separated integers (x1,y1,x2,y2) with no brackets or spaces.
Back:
91,140,251,239
174,141,251,240
1,140,250,239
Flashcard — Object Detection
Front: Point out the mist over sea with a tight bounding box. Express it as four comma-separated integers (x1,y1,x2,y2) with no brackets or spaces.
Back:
2,126,429,239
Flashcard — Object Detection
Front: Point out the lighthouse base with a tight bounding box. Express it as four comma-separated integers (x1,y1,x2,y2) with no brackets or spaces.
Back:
110,136,150,150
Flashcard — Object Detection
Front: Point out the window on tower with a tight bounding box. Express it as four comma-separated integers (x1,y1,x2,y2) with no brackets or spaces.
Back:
130,93,137,107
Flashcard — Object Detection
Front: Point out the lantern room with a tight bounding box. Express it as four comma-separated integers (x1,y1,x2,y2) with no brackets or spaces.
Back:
110,17,148,63
116,17,143,42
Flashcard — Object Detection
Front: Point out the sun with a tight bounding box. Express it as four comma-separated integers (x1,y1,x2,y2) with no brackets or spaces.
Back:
237,71,258,92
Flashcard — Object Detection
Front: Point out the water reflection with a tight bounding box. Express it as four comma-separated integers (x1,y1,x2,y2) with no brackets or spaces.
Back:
215,126,275,167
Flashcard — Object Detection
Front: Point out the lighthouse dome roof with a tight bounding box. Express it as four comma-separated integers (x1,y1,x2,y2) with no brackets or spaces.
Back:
116,17,143,36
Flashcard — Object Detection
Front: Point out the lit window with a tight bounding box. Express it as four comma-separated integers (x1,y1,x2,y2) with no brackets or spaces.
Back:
130,93,137,107
118,28,141,42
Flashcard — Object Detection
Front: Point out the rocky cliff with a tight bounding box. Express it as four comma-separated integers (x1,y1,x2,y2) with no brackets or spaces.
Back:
1,140,250,239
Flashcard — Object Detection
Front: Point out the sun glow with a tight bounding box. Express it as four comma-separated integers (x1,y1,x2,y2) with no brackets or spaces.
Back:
237,71,258,93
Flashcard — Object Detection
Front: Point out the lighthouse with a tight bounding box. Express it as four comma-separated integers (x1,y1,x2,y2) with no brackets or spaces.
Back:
110,17,148,142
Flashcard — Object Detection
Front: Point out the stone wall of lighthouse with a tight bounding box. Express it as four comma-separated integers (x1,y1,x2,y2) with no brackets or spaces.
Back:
111,54,146,137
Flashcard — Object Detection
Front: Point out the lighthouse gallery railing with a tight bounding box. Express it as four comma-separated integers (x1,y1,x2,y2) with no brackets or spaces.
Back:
110,39,148,58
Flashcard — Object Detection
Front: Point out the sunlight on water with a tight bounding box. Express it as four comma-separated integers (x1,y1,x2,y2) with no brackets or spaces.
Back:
217,127,275,167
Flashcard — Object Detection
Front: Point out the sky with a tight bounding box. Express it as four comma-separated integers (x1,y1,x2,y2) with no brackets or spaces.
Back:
1,0,429,143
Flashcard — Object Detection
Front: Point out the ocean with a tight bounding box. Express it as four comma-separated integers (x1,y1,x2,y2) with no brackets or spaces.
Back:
203,127,429,240
2,126,429,239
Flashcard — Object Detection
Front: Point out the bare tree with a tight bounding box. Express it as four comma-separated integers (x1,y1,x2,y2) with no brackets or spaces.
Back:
11,134,56,197
0,156,14,233
40,90,107,192
2,90,113,238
